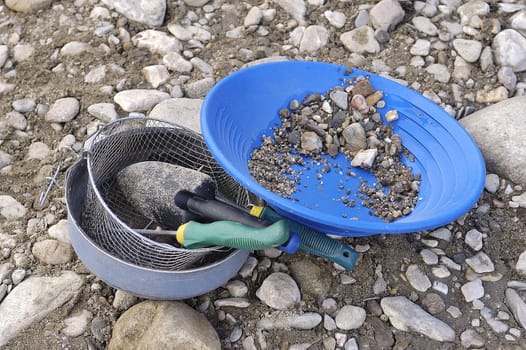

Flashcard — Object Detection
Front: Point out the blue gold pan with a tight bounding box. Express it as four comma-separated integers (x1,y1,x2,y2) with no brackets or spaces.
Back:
201,61,485,237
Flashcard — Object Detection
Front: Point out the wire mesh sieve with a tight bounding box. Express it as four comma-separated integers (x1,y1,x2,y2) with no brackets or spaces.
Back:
82,117,250,270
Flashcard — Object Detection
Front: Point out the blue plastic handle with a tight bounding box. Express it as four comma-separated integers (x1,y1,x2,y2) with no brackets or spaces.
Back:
258,207,359,270
278,231,301,254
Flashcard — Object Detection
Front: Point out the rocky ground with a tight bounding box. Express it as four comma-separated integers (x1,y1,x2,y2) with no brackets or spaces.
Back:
1,0,526,349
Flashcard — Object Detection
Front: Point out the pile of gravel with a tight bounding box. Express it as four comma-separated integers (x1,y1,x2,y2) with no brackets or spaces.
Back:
249,74,420,222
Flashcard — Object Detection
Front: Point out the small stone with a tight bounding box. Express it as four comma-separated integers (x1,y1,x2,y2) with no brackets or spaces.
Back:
12,44,34,62
142,65,170,89
26,142,50,160
381,296,455,342
87,103,119,123
466,252,495,273
516,251,526,276
324,314,336,331
190,57,212,75
244,6,263,27
461,329,485,348
256,313,322,330
453,39,483,63
0,195,26,220
324,10,346,28
301,131,323,153
299,25,329,53
412,16,438,36
329,90,348,110
256,272,300,310
101,0,166,27
422,293,446,314
242,336,257,350
342,123,366,152
132,30,182,56
334,305,367,330
112,290,138,311
163,52,193,73
465,229,483,251
63,309,93,337
512,192,526,208
373,275,388,295
84,65,106,84
321,298,338,315
239,257,258,278
369,0,405,32
167,23,192,41
350,149,377,168
32,239,74,265
509,327,521,338
429,227,452,241
148,98,202,132
420,249,439,265
350,94,369,113
426,64,450,83
289,260,331,298
481,307,509,333
498,66,517,91
492,29,526,72
440,256,461,271
340,26,380,54
475,87,509,104
506,288,526,330
0,151,12,170
410,39,431,56
432,280,449,295
472,299,485,310
11,269,26,285
352,80,375,97
44,97,80,123
5,112,26,132
275,0,306,24
497,311,510,321
184,77,215,98
225,280,248,297
0,284,7,302
461,278,484,302
60,41,91,56
183,0,209,7
214,298,250,308
405,264,431,292
5,0,52,12
114,89,170,112
0,263,12,282
0,45,7,68
12,98,36,113
447,306,462,318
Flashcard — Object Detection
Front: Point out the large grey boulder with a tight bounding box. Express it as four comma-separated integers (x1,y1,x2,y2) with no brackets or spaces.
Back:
460,96,526,187
108,301,220,350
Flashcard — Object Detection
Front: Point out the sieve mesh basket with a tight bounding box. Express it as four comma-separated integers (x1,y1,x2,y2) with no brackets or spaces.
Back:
82,117,250,270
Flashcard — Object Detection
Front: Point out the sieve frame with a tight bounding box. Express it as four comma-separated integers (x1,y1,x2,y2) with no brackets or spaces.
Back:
82,117,250,270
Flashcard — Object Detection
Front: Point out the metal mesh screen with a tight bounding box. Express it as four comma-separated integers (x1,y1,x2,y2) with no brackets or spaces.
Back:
82,117,250,270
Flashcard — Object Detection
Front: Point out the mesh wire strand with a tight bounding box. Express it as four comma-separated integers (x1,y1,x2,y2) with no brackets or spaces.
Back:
82,117,250,270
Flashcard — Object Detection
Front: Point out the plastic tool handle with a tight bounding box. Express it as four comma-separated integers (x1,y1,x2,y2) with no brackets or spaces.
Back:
251,206,359,270
175,191,300,253
175,191,271,228
176,219,290,250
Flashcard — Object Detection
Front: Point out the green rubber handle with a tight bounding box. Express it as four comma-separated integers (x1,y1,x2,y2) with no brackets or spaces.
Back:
256,207,359,270
179,219,290,250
